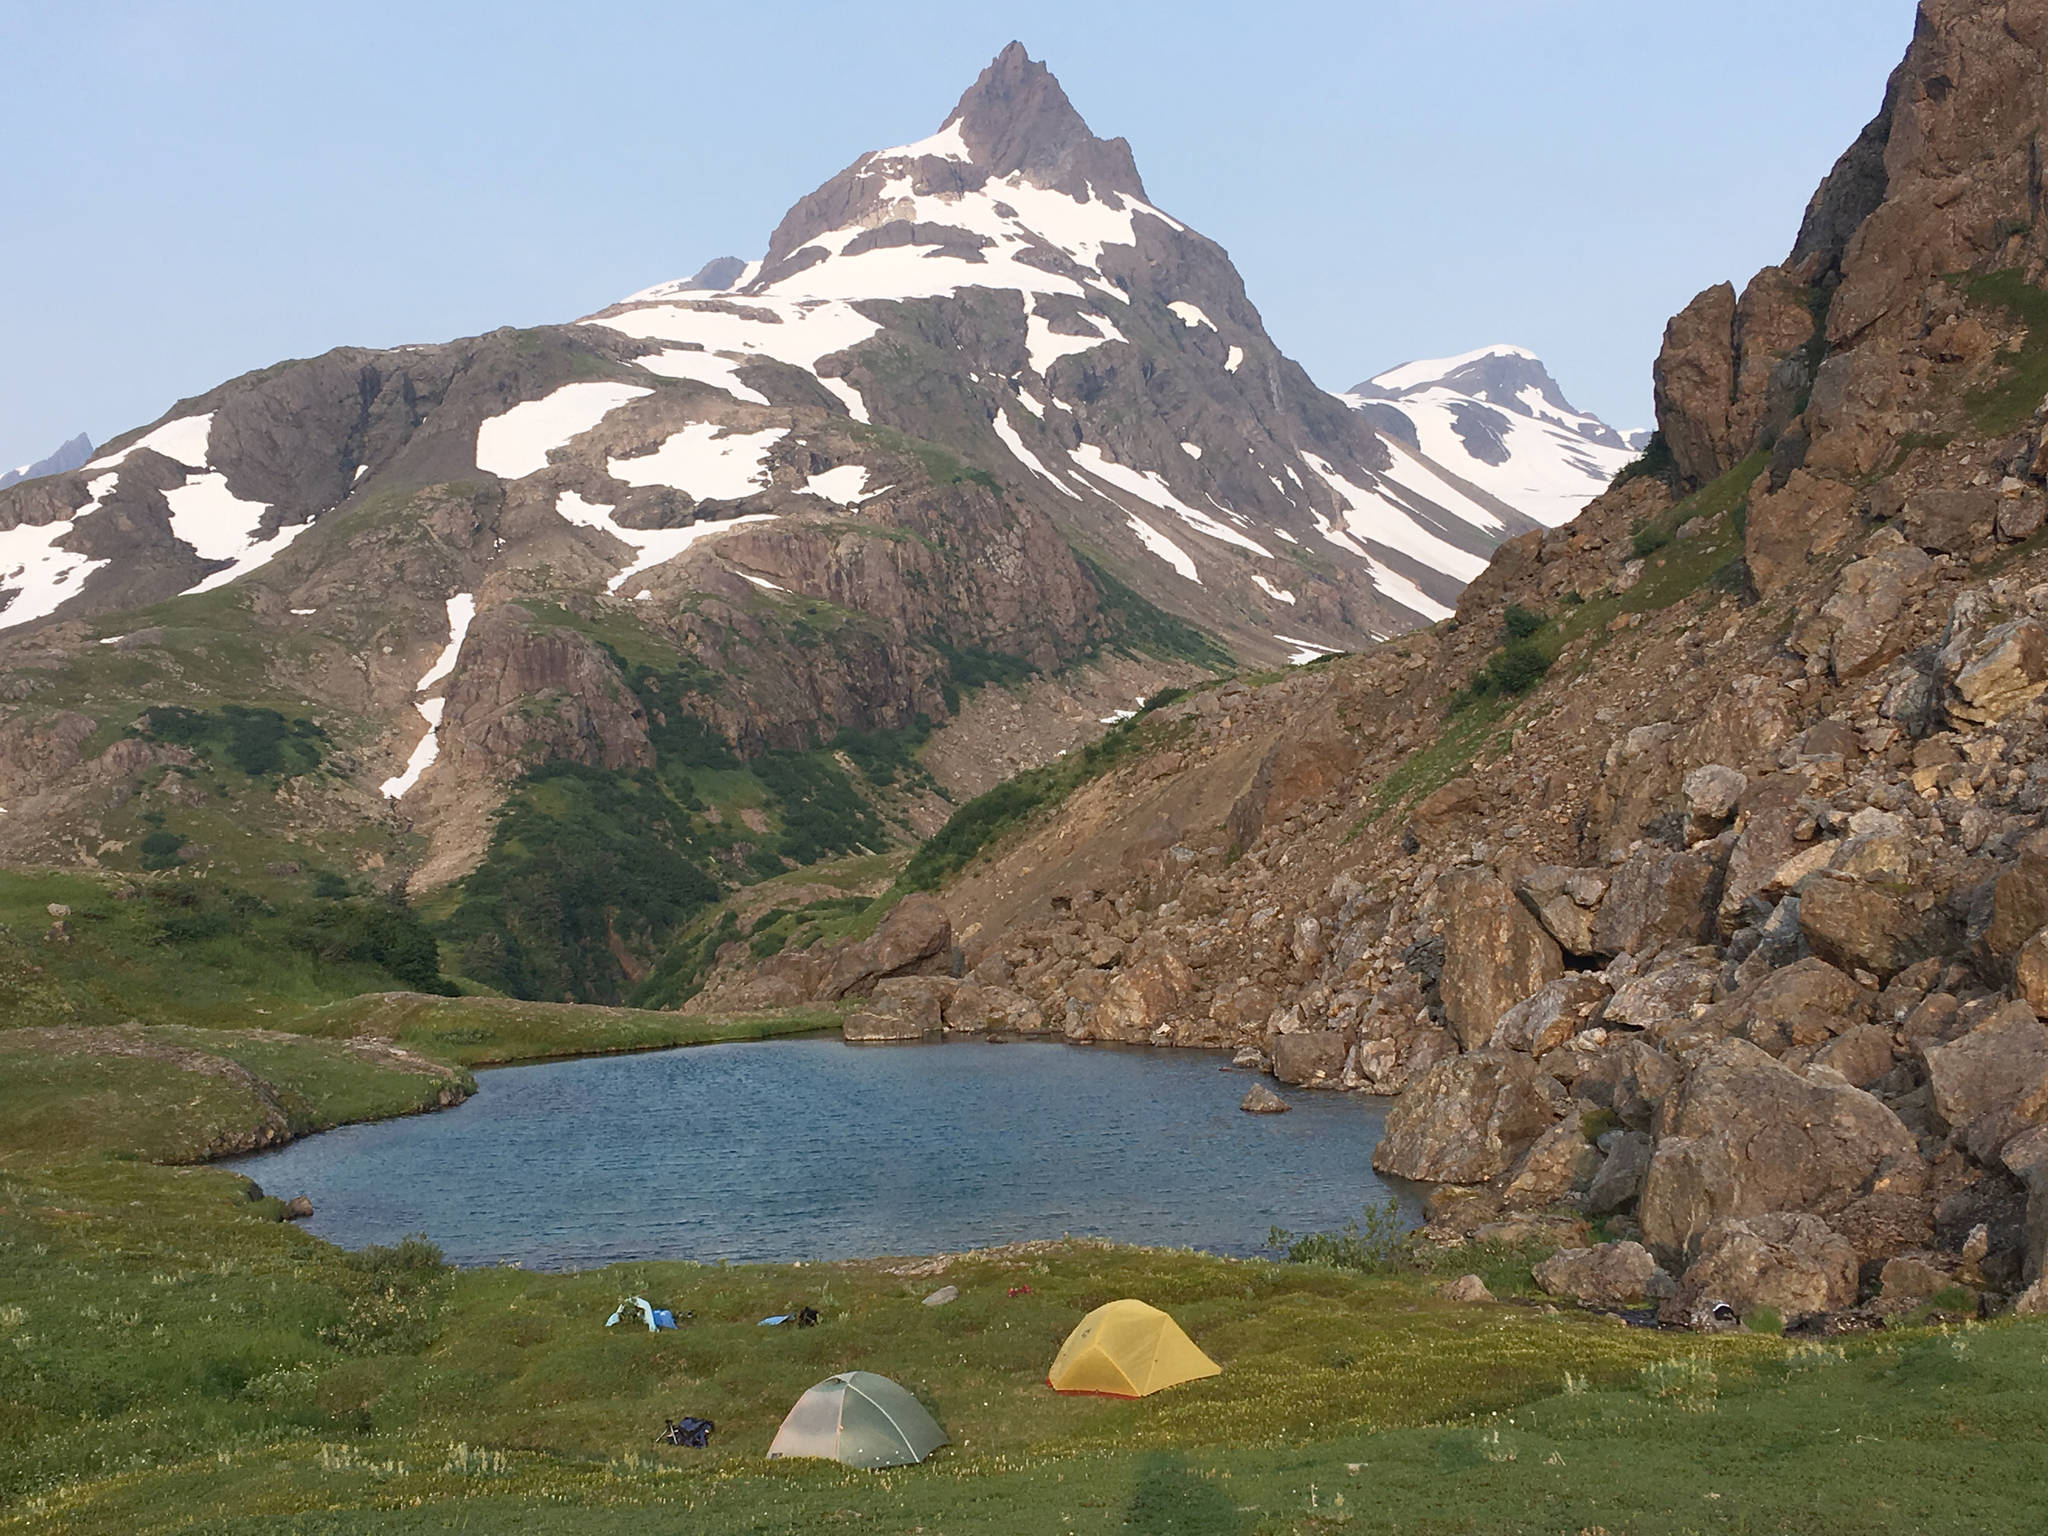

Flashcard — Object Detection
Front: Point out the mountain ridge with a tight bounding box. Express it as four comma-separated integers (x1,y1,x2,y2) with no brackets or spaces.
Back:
0,43,1596,1004
0,431,93,492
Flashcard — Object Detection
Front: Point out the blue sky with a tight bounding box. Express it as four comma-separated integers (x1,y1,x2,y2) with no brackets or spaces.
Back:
1,0,1917,470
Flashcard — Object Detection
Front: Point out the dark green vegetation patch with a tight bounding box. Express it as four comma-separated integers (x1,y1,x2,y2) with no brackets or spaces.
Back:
140,704,327,779
900,694,1182,891
443,764,723,1006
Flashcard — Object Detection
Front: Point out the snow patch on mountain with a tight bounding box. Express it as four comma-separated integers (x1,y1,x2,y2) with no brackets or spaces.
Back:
380,592,476,800
0,473,116,631
607,423,787,501
88,414,213,473
992,412,1081,500
1300,452,1488,584
476,382,652,479
555,490,779,595
1344,345,1635,528
1070,444,1271,558
804,465,871,504
1125,514,1200,583
169,474,311,596
633,349,770,404
1251,573,1297,605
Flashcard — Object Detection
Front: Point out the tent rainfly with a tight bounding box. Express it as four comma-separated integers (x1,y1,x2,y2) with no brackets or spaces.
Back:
767,1371,948,1469
1046,1299,1221,1397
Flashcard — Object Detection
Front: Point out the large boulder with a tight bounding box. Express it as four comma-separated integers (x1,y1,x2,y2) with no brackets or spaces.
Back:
1669,1213,1860,1325
942,982,1046,1035
1705,957,1868,1055
1350,976,1458,1094
1718,774,1816,929
1950,618,2048,725
1638,1038,1920,1261
1437,869,1563,1050
1273,1028,1351,1088
1533,1240,1675,1306
1502,1118,1602,1205
1585,1131,1654,1216
1745,470,1859,597
1514,865,1608,955
1797,875,1953,981
1983,854,2048,966
843,976,948,1042
1591,847,1719,958
1575,1036,1680,1130
1093,953,1196,1044
1902,486,1999,555
1240,1083,1291,1114
1603,954,1721,1035
1812,537,1935,682
1373,1050,1568,1185
1490,975,1609,1056
824,895,953,1000
1923,1003,2048,1144
1682,764,1748,838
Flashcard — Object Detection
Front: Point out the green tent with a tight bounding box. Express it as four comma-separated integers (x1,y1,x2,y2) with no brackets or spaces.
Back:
767,1371,947,1469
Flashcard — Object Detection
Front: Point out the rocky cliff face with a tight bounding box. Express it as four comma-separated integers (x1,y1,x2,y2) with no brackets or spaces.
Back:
772,1,2048,1324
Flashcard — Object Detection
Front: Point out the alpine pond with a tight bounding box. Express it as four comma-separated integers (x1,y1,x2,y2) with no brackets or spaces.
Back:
228,1037,1404,1268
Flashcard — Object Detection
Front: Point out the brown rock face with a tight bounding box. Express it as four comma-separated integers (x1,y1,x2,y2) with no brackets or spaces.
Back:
1225,711,1363,854
1669,1213,1860,1324
1651,266,1817,488
1591,847,1718,958
1798,875,1953,980
1923,1005,2048,1136
435,604,654,785
1093,953,1196,1044
1272,1028,1350,1088
1743,471,1859,598
825,895,954,1000
1437,868,1563,1050
1533,1240,1674,1306
1372,1050,1567,1184
1638,1039,1919,1261
843,976,948,1041
1652,283,1739,485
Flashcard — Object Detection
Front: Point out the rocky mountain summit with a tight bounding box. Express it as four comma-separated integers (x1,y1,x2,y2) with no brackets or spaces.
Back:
1345,346,1642,530
0,44,1611,995
721,0,2048,1328
0,432,92,492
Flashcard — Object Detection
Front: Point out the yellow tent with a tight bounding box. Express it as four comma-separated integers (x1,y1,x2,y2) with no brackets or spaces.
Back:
1046,1299,1221,1397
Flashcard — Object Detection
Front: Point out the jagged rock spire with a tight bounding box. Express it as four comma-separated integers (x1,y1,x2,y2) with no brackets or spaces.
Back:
943,41,1148,199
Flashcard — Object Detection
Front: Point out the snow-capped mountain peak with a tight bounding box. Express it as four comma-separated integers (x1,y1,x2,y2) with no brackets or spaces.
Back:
1342,344,1636,528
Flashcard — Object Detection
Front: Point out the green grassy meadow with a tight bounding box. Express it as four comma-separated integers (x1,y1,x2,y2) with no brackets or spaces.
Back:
1,877,2046,1532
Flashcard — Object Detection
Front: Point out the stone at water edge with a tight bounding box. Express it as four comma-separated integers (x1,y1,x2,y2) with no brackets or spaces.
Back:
1240,1083,1291,1114
283,1196,314,1220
